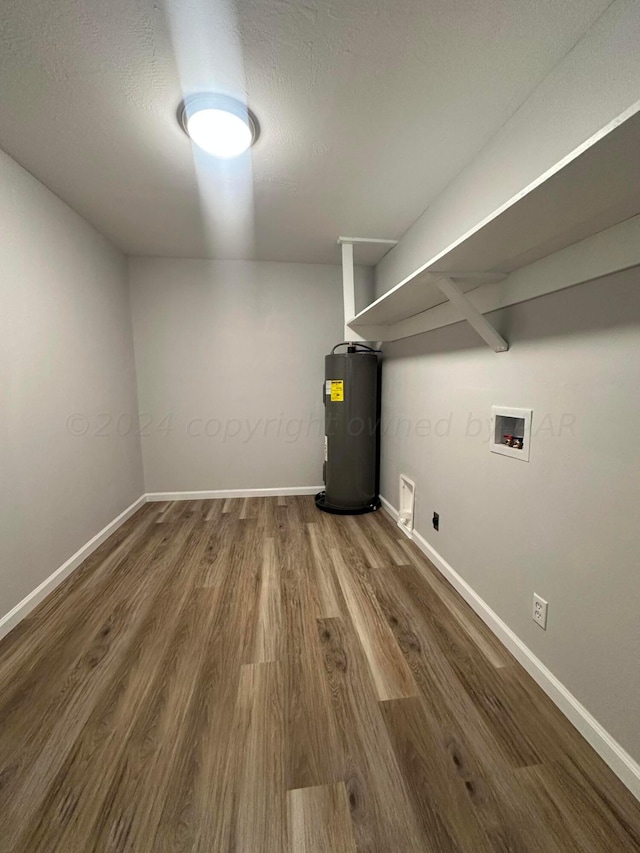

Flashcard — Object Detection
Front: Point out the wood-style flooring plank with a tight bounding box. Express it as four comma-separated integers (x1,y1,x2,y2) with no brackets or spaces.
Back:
313,505,344,551
256,495,287,536
306,524,342,618
239,495,260,519
361,511,410,566
127,585,240,852
381,695,531,852
196,512,240,588
168,520,267,852
251,538,283,663
154,500,186,523
316,616,427,853
280,527,344,791
290,495,318,524
183,498,208,519
203,497,223,521
222,496,242,516
397,537,513,669
330,548,419,701
229,661,287,853
515,759,640,852
288,782,358,853
338,515,388,569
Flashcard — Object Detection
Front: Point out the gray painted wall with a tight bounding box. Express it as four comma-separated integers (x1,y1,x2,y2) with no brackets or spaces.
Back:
0,149,144,620
380,268,640,761
128,258,344,492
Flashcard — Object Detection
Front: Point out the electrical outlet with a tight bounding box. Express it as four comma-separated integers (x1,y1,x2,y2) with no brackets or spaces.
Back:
532,593,548,630
432,511,439,531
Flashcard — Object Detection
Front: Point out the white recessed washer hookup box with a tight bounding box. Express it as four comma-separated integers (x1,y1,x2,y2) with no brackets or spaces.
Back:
491,407,532,462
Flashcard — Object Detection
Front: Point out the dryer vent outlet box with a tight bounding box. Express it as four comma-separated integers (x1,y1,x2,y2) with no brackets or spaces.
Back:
491,406,532,461
398,475,415,538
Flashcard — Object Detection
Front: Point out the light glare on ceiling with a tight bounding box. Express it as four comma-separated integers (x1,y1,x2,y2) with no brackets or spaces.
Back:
179,95,259,159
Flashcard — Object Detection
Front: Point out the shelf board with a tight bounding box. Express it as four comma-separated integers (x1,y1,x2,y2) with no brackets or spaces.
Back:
349,102,640,330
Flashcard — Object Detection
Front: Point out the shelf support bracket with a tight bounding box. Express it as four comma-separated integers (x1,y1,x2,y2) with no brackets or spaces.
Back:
340,241,363,340
339,237,398,341
435,276,509,352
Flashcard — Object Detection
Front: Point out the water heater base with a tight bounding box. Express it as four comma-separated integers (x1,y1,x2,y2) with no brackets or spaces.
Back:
314,491,381,516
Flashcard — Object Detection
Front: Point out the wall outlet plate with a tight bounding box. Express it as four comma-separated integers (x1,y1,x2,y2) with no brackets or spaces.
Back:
532,593,548,630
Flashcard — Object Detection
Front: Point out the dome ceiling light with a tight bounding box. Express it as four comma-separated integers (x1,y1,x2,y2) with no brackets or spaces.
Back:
179,94,259,159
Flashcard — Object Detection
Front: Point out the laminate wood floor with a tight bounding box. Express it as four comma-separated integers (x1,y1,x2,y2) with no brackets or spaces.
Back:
1,496,639,851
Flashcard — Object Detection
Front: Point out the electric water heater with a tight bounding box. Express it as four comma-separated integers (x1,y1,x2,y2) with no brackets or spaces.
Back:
315,342,381,515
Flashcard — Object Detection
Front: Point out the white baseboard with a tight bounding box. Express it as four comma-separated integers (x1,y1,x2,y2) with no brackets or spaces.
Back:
0,495,146,642
146,486,323,501
380,495,640,801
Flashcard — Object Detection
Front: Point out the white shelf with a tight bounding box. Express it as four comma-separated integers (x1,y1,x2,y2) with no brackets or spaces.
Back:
348,102,640,338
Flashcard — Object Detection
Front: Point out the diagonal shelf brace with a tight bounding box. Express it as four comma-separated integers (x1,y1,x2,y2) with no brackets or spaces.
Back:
435,276,509,352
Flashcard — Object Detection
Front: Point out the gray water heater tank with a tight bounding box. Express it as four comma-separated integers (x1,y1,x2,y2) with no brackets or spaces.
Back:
315,343,381,515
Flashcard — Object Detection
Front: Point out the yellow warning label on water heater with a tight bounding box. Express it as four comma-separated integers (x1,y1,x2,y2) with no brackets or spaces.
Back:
330,380,344,402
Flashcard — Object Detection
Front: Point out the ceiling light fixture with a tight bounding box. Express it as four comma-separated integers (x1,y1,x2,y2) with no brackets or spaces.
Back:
179,94,259,159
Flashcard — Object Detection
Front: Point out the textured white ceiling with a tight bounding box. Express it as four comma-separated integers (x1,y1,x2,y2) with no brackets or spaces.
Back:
0,0,611,263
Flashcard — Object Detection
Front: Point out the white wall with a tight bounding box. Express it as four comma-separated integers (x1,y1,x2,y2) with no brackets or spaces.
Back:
380,268,640,762
376,0,640,297
128,258,344,493
0,149,144,621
